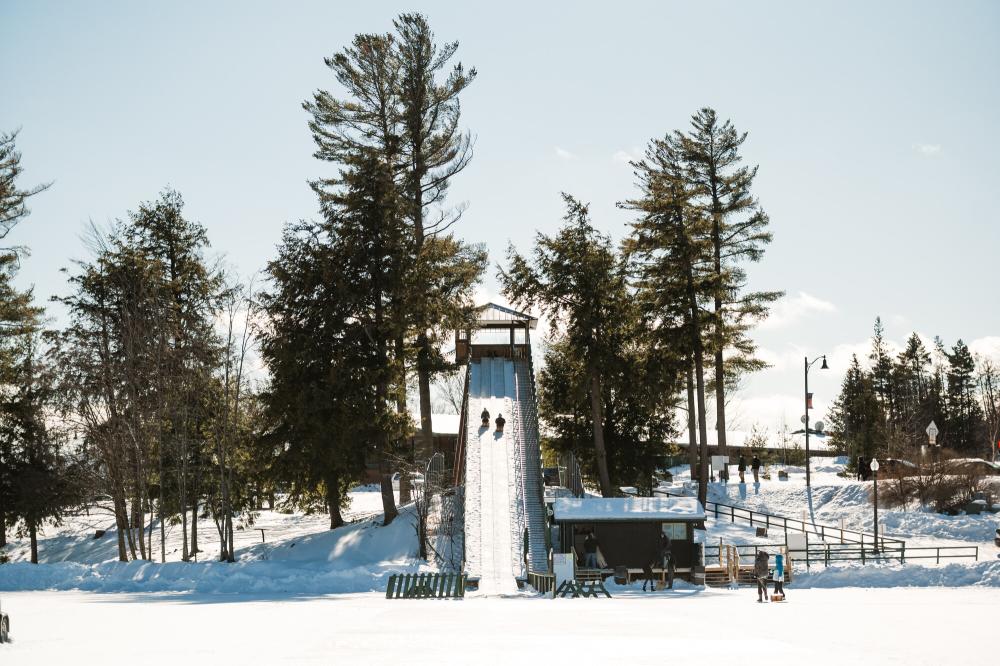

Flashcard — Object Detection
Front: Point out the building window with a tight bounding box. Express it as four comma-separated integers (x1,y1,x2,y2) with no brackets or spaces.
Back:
661,522,686,540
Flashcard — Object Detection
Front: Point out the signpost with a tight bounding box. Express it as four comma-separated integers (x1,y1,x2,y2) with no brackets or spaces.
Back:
869,458,880,555
926,421,939,446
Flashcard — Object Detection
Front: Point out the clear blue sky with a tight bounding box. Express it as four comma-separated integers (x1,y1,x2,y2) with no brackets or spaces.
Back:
3,0,998,428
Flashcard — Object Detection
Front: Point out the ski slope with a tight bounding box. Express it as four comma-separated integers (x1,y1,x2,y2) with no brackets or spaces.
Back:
463,358,521,595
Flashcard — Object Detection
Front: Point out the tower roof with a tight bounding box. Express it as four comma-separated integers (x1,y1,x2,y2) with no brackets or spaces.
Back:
476,302,537,329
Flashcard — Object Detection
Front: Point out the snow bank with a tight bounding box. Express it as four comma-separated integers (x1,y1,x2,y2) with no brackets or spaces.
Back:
792,560,1000,589
0,511,422,594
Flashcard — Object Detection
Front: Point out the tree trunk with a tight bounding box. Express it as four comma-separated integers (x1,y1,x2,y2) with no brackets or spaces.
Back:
687,364,699,478
693,344,711,507
710,183,728,462
380,453,398,526
29,522,38,564
589,370,613,497
131,495,146,560
417,335,435,463
190,498,199,559
113,494,129,561
179,438,189,561
0,510,7,548
326,477,345,530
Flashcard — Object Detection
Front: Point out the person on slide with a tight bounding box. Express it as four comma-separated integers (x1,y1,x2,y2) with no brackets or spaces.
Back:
481,408,490,428
495,413,506,434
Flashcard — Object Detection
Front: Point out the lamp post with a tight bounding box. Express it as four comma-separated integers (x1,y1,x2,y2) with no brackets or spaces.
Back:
869,457,880,555
804,355,829,487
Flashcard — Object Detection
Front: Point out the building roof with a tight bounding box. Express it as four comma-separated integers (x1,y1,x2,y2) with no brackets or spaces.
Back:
552,496,706,522
476,302,538,329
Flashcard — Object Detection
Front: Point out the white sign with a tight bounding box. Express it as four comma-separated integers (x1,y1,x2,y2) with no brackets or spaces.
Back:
552,553,575,590
787,533,808,554
926,421,939,445
710,455,729,471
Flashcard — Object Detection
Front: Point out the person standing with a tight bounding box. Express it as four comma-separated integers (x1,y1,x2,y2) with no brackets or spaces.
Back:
738,455,747,483
754,550,770,602
583,531,599,569
751,455,762,483
661,532,675,589
773,552,786,599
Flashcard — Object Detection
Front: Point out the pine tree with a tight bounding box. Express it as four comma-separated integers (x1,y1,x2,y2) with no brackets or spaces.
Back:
127,189,224,561
2,334,78,563
0,129,48,547
622,134,715,507
945,339,982,452
680,109,782,460
869,317,898,453
827,355,886,465
502,194,634,497
0,129,50,239
305,15,483,472
894,332,933,453
260,150,414,528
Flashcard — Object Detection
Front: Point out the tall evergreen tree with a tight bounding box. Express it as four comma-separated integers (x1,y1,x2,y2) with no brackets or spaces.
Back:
304,14,482,472
0,129,48,547
945,339,982,452
2,334,77,563
827,355,886,464
680,109,782,460
502,195,632,497
260,151,414,527
622,134,715,506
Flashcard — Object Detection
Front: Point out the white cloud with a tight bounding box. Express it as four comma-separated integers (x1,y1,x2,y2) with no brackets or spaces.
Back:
728,393,831,432
969,336,1000,363
914,143,941,156
757,291,836,331
554,146,577,161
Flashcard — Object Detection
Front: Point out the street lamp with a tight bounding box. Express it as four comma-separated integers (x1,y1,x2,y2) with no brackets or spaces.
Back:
804,355,829,487
869,457,880,555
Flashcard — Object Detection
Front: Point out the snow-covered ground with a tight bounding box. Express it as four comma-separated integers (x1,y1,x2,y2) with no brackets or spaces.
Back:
1,587,996,665
1,487,396,566
0,489,423,594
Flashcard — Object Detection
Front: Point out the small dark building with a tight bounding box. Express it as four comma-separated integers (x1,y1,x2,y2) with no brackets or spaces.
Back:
552,497,706,577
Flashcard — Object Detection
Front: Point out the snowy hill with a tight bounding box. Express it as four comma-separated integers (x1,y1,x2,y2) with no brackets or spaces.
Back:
0,489,426,594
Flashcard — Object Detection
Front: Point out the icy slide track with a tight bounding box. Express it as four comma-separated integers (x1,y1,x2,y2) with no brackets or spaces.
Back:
463,357,547,595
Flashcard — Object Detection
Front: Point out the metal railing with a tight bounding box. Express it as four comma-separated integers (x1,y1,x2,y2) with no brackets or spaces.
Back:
788,543,978,568
655,488,906,550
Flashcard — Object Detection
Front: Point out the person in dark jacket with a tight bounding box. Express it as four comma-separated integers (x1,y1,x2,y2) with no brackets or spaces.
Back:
751,455,762,483
481,408,490,428
754,550,770,602
643,533,672,592
583,531,599,569
495,413,506,434
738,455,747,483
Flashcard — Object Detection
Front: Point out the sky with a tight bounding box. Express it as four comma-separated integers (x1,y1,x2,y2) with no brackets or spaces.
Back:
2,0,999,431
